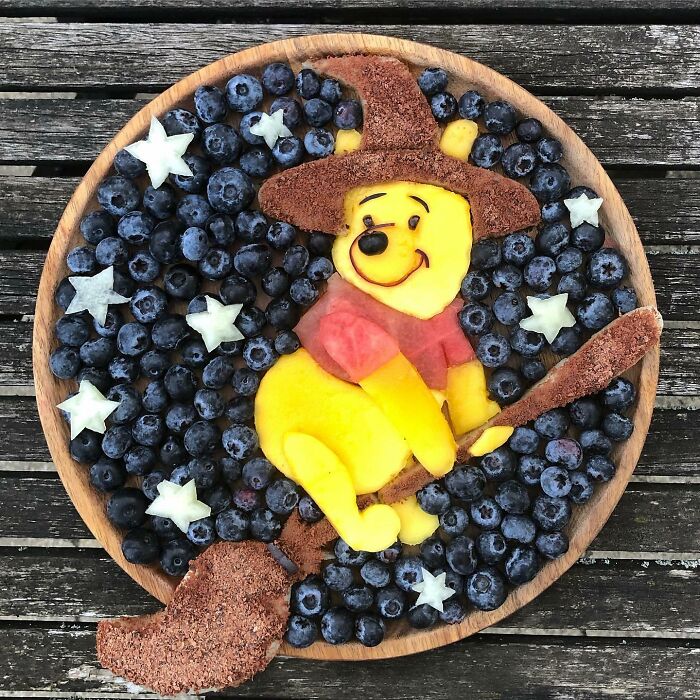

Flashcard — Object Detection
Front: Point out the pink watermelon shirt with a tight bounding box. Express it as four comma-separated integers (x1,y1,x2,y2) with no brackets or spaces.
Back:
294,275,475,390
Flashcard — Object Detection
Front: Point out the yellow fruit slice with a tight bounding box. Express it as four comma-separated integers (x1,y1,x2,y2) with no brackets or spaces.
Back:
334,128,362,155
470,426,515,457
391,495,439,545
447,360,501,435
439,119,479,161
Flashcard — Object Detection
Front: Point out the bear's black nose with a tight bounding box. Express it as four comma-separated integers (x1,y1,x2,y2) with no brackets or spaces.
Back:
358,231,389,255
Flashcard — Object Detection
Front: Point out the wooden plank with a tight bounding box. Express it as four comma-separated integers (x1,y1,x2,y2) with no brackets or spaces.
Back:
1,96,699,167
1,24,700,93
0,551,696,636
3,176,699,246
0,474,696,552
0,626,696,699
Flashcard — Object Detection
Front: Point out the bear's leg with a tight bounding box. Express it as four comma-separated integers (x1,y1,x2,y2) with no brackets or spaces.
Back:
283,432,400,553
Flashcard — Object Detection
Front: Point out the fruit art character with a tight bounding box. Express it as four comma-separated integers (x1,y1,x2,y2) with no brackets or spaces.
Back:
255,55,541,552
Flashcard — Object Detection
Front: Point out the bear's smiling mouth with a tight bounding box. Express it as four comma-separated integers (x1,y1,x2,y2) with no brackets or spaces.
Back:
349,238,430,287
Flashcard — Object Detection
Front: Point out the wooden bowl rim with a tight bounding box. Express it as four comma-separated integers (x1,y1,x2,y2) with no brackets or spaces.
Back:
32,32,659,662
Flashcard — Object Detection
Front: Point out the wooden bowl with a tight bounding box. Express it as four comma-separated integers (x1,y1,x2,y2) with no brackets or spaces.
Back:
33,33,659,662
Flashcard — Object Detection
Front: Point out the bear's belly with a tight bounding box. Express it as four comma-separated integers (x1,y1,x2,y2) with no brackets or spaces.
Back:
255,349,411,494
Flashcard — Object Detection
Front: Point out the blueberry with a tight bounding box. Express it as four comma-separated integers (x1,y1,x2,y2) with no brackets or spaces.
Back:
67,245,97,274
143,184,176,220
296,68,321,99
536,222,570,257
266,221,297,250
124,445,156,475
502,231,536,267
502,143,537,178
262,62,294,95
265,478,299,515
571,223,605,253
342,584,374,613
587,248,627,289
49,346,80,379
430,92,457,121
122,528,160,564
162,108,201,139
536,137,563,163
232,487,261,513
163,364,197,400
303,98,333,127
467,567,507,610
95,236,129,267
510,327,546,357
355,614,385,647
236,305,267,337
372,587,405,622
149,220,183,264
270,96,303,129
493,292,526,325
476,333,511,368
461,270,492,300
458,89,485,119
394,556,424,591
225,74,263,112
249,508,282,542
199,247,234,280
602,377,636,411
272,136,305,168
77,367,110,393
117,322,150,357
516,118,543,143
321,607,354,644
283,244,310,277
160,538,196,576
477,531,508,564
108,356,138,383
407,604,438,630
171,154,211,194
219,456,243,485
215,507,249,541
420,536,446,568
603,412,634,441
585,454,616,482
416,482,451,515
484,100,516,135
569,397,602,428
218,275,255,307
298,494,323,523
569,471,594,504
106,384,141,424
319,78,342,105
418,67,448,96
290,277,319,306
142,380,168,413
521,358,546,382
524,256,556,291
471,134,503,168
304,128,335,158
128,250,161,283
334,99,363,129
207,167,255,215
496,480,530,514
202,484,231,514
322,563,353,592
445,465,486,501
114,148,146,179
458,302,494,336
291,575,329,617
470,497,503,529
536,531,569,559
129,286,167,324
70,430,102,463
306,256,334,282
191,389,223,422
530,164,571,203
580,429,612,455
332,539,368,568
165,403,197,434
550,325,584,355
201,123,242,164
159,435,186,468
285,615,319,648
178,227,208,262
545,437,583,471
177,193,213,229
492,264,524,292
446,535,477,576
193,84,227,124
556,246,584,274
80,210,116,245
611,287,638,314
532,495,571,531
97,176,140,217
509,427,540,454
376,541,402,564
187,517,216,546
308,231,334,256
471,239,502,270
535,408,570,438
184,421,220,458
239,147,272,178
577,292,615,330
541,200,568,223
540,465,572,498
517,454,547,486
439,506,469,536
505,545,539,585
242,336,278,372
239,112,266,146
488,368,525,405
107,487,148,529
240,457,273,492
231,366,261,395
232,211,265,245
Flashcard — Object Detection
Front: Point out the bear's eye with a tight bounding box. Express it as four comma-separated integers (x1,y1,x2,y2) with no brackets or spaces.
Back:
363,215,374,228
408,215,420,230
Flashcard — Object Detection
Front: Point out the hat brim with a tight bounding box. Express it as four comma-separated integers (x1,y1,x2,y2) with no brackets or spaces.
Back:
258,150,540,240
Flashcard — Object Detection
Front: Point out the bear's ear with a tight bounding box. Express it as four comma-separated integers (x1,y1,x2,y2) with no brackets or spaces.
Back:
312,55,440,152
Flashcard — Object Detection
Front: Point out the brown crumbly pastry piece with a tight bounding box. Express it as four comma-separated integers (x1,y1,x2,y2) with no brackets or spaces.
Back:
379,306,662,503
259,150,540,242
96,541,292,695
312,54,440,152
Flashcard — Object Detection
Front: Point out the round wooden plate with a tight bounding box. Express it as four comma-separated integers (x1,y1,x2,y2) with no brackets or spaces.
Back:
33,33,659,662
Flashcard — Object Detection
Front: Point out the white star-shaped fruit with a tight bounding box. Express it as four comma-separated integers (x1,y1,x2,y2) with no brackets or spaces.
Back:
185,295,244,352
146,479,211,533
411,568,455,613
57,380,120,439
519,293,576,344
249,109,292,149
65,266,130,326
124,116,194,188
564,193,604,228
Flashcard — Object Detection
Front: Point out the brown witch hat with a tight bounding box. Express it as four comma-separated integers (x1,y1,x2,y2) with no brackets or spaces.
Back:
258,54,541,240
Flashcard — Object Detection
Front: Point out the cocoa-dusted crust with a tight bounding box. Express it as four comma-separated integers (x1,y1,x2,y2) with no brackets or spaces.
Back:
277,510,337,578
379,307,663,503
96,541,292,695
258,149,540,241
312,55,439,152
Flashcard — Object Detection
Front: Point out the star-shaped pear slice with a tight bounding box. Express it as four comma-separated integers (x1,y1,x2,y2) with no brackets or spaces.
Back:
185,295,244,352
145,479,211,533
249,109,292,149
124,116,194,188
519,293,576,344
411,567,455,613
564,192,604,228
57,379,121,440
65,266,131,326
